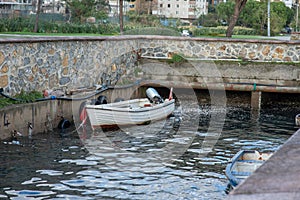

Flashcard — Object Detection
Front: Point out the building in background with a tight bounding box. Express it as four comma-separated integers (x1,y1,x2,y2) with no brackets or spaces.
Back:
0,0,66,16
0,0,297,23
156,0,208,22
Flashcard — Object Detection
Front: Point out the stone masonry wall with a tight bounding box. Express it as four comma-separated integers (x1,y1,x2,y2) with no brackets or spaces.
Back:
0,36,299,96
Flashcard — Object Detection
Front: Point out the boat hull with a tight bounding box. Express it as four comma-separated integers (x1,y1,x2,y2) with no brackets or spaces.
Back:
85,98,175,130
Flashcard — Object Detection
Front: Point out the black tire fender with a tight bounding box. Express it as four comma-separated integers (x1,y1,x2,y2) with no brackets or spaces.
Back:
96,95,108,105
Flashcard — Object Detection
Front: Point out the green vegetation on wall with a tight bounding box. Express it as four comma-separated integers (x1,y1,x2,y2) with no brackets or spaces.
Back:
0,90,43,109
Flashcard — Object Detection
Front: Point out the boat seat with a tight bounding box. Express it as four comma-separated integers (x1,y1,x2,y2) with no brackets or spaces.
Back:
237,160,264,164
231,171,252,176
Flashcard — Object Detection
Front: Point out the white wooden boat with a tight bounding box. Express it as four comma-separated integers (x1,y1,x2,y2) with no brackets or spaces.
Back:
225,150,273,188
83,88,175,130
295,114,300,126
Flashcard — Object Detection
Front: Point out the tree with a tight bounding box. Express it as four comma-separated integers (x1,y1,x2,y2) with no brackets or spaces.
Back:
240,0,266,33
245,1,293,35
226,0,248,37
271,2,293,26
239,0,260,27
216,1,235,26
119,0,123,34
66,0,109,23
217,0,294,35
34,0,42,32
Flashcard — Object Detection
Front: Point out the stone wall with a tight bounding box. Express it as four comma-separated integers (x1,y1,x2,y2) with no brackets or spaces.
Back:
0,37,140,96
0,36,299,140
0,36,300,96
291,32,300,40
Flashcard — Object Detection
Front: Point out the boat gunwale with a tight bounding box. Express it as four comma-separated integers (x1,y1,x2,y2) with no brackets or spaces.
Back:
85,98,175,113
225,150,249,187
225,150,273,188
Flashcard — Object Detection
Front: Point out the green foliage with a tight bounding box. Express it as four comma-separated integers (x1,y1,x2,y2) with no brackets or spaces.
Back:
201,13,219,27
0,17,119,34
120,14,178,35
126,13,161,27
66,0,109,23
216,1,235,25
0,97,14,109
193,26,257,36
216,0,294,35
123,27,180,36
14,90,43,102
0,90,43,109
0,17,34,32
170,53,185,63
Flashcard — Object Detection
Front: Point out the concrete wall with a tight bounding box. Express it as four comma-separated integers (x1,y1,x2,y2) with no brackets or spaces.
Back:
0,85,139,140
0,100,71,140
138,59,300,89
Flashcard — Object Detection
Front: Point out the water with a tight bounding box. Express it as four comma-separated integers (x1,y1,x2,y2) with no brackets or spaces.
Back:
0,98,298,199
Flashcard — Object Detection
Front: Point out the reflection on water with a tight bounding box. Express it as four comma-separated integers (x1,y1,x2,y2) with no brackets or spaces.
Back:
0,99,298,199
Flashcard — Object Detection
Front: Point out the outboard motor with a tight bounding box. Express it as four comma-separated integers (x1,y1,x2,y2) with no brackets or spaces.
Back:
146,88,164,104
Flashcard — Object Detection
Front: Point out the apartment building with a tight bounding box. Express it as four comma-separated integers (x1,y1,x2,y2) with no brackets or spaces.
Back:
156,0,208,19
0,0,33,15
0,0,66,15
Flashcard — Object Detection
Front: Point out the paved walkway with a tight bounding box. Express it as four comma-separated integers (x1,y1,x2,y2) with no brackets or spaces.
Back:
227,128,300,200
0,34,292,41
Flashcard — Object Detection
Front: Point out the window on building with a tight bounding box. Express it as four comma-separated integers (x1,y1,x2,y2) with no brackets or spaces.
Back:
177,4,179,8
168,4,170,7
160,4,163,7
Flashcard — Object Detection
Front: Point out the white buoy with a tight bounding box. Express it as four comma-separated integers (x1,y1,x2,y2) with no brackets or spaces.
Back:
296,114,300,126
28,122,33,138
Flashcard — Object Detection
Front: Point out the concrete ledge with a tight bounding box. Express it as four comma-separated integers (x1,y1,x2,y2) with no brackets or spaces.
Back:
227,192,300,200
1,35,300,44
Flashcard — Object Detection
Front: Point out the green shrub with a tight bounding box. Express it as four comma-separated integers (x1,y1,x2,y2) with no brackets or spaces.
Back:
0,17,120,35
170,53,185,63
123,27,180,36
0,90,43,109
193,26,258,37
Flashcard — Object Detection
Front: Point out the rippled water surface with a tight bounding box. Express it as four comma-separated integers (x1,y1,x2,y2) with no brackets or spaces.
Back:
0,97,298,200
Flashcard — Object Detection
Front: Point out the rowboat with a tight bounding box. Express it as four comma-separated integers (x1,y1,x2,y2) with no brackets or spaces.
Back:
225,150,273,188
82,88,175,130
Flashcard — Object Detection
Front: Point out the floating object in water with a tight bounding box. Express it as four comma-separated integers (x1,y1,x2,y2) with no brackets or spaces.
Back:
295,114,300,126
226,150,273,188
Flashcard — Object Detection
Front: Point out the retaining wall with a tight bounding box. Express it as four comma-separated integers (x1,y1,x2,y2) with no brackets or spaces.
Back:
0,36,300,96
0,85,139,140
1,36,300,140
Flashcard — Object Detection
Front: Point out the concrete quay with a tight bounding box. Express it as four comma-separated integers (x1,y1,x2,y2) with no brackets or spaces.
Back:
227,128,300,200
